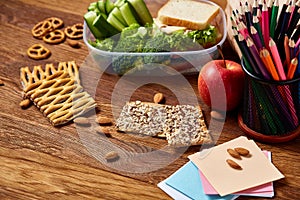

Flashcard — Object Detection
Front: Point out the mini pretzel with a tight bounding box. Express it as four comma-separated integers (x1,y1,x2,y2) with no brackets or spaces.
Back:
45,17,64,30
31,20,53,39
27,44,51,60
64,23,83,39
43,30,65,44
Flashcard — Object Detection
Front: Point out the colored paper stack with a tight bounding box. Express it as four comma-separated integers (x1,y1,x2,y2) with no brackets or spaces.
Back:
158,136,284,199
232,0,300,135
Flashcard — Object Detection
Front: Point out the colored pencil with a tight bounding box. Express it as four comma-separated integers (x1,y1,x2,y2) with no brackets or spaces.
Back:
247,37,272,79
238,33,260,74
245,2,253,31
274,0,290,40
253,0,259,16
284,35,291,67
268,0,274,21
287,57,298,79
250,26,264,50
253,15,265,46
260,48,280,80
287,8,300,37
259,0,264,11
270,0,279,38
269,38,286,80
262,2,270,49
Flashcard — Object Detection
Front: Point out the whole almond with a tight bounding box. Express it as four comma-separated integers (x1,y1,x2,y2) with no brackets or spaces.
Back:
96,116,112,126
67,39,80,48
74,117,90,126
153,93,165,104
234,147,250,157
0,79,4,86
95,126,111,137
226,159,242,170
211,110,225,120
105,151,119,161
19,99,32,109
227,148,241,159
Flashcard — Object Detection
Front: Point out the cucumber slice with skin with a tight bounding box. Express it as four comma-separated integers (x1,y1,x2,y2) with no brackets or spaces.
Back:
105,0,115,14
128,0,153,25
84,11,106,39
120,2,138,25
93,13,120,36
97,0,107,14
110,7,127,26
107,13,126,31
115,0,126,7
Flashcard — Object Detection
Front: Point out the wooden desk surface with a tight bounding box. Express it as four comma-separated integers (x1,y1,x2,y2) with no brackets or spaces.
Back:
0,0,299,199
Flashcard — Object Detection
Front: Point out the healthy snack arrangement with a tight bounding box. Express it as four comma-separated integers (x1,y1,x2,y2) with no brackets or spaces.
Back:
84,0,223,74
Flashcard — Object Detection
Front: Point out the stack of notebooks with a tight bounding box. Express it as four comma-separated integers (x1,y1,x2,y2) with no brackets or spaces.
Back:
158,136,285,199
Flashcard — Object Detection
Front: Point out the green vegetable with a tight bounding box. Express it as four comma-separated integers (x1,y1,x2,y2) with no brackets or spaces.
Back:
90,38,116,51
107,13,126,31
105,0,115,13
84,11,106,39
109,7,127,26
187,25,218,48
114,23,147,52
120,3,138,25
97,0,107,14
128,0,153,25
93,13,120,37
112,55,144,75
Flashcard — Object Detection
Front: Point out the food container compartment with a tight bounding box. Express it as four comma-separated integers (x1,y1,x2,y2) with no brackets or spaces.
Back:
83,0,227,75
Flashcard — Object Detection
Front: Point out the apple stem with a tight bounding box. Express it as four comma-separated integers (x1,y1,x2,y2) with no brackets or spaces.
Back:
217,45,226,68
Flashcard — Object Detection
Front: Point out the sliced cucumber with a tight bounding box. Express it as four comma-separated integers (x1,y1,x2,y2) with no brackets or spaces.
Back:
84,11,106,39
110,7,127,26
93,13,120,36
97,0,107,14
128,0,153,25
107,13,126,31
120,2,138,25
105,0,115,14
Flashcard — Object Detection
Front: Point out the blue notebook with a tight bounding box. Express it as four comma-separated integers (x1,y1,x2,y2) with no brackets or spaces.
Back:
164,161,238,200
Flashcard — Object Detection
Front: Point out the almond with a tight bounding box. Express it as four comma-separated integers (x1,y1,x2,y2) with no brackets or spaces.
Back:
74,117,90,126
67,39,80,48
234,147,250,157
0,79,4,86
226,159,242,170
210,110,225,120
227,148,241,159
95,126,111,137
153,92,165,104
105,151,119,161
19,99,32,109
96,116,112,126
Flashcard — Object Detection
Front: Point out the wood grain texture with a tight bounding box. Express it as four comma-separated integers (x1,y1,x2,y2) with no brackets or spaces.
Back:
0,0,299,199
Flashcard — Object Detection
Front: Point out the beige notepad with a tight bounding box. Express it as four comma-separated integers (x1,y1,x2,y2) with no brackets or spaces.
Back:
188,136,284,196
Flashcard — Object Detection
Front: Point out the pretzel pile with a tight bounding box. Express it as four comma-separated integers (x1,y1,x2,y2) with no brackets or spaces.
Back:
28,17,83,60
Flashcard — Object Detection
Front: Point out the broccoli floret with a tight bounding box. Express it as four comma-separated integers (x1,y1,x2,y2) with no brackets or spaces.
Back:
142,28,172,64
169,30,199,51
91,38,116,51
112,23,150,74
113,23,148,52
112,55,144,75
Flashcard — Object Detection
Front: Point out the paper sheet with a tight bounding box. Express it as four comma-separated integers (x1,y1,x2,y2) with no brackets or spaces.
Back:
188,136,284,196
200,151,274,197
162,161,238,200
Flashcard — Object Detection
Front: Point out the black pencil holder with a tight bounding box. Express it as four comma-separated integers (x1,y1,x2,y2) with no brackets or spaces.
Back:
238,59,300,143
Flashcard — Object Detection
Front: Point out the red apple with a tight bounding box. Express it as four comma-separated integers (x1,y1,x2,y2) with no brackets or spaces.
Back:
198,60,245,111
